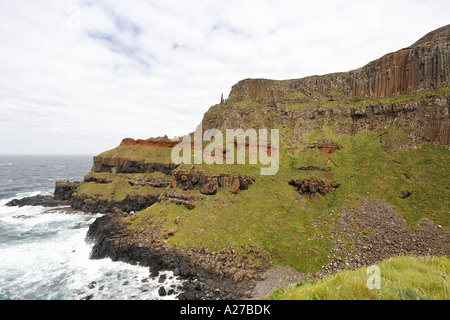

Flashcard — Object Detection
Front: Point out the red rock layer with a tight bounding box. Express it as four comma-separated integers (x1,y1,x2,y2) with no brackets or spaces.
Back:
120,138,180,148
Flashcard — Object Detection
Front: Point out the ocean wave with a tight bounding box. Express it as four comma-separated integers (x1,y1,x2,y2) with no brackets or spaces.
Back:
0,211,181,300
0,190,53,208
0,163,13,166
18,190,52,198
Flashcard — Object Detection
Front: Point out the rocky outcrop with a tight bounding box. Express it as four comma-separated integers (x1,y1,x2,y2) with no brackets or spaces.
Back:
83,175,112,184
54,181,82,201
350,96,450,140
71,192,159,213
128,176,171,188
423,120,450,145
170,167,255,195
289,178,340,202
6,181,82,207
398,190,413,199
204,93,450,147
309,141,344,154
92,156,178,175
6,195,71,207
86,214,270,300
159,189,203,209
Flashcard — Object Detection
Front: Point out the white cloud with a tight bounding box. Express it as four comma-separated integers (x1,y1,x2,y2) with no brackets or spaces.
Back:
0,0,449,154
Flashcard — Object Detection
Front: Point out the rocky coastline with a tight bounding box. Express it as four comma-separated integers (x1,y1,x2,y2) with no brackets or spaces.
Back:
5,177,271,300
85,213,270,300
5,25,450,300
5,181,81,208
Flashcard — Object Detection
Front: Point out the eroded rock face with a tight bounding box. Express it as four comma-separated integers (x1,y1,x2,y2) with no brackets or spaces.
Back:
92,156,178,175
423,120,450,145
159,189,203,209
6,181,81,207
170,167,255,195
128,176,171,188
71,192,159,213
54,181,82,201
86,214,270,300
204,93,450,148
83,175,111,184
202,25,450,147
289,178,340,202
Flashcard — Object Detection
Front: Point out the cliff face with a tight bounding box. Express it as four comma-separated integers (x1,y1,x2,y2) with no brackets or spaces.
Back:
202,25,450,147
71,192,159,214
226,25,450,103
171,168,255,195
92,156,178,175
204,92,450,147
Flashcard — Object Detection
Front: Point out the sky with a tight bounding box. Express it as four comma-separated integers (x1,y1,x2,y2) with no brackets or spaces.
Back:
0,0,449,155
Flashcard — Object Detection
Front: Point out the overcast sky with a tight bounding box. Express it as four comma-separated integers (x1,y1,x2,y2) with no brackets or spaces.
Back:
0,0,448,155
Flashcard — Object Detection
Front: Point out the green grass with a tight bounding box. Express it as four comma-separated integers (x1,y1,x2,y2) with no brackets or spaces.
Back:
121,125,449,273
87,85,449,274
278,86,450,111
349,86,450,108
74,172,169,201
98,145,173,163
265,256,450,300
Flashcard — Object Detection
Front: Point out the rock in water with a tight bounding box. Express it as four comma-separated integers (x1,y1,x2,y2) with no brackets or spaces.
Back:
158,286,166,296
6,195,70,207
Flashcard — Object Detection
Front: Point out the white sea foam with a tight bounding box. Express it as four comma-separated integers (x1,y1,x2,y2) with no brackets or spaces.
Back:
0,200,182,300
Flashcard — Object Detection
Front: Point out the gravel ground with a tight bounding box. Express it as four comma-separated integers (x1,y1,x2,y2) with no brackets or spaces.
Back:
251,265,306,299
251,198,450,299
314,199,450,277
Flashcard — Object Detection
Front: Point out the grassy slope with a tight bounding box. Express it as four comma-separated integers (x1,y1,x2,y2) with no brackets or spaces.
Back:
126,126,449,273
84,88,449,273
278,85,450,111
75,147,174,202
98,145,173,163
74,172,170,202
265,256,450,300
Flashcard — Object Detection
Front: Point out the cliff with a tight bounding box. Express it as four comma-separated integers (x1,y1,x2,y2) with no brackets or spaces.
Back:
92,156,178,175
18,25,447,300
226,24,450,103
202,25,450,147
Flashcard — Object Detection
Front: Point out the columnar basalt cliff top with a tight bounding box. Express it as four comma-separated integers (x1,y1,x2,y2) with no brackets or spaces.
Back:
112,26,450,150
226,25,450,104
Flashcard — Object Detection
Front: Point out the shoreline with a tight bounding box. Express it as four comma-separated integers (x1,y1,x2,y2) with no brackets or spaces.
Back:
85,213,270,300
5,192,449,300
4,193,270,300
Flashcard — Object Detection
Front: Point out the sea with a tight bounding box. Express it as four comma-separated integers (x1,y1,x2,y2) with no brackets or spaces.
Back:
0,155,181,300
